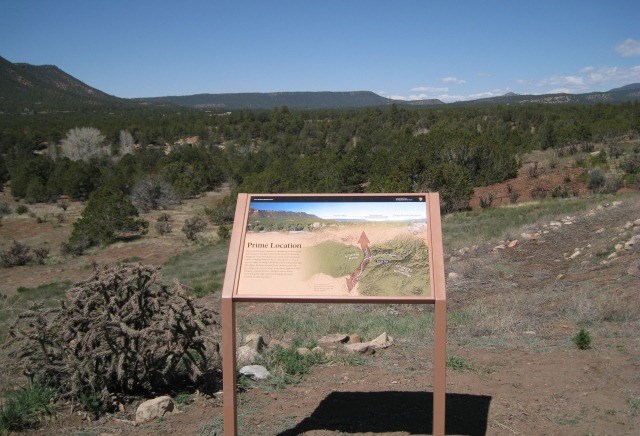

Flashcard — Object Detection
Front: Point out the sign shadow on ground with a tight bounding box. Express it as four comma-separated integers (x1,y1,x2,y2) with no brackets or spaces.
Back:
277,391,491,436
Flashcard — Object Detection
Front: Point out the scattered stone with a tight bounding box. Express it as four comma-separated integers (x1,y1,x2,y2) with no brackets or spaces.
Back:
608,252,618,260
521,232,532,240
556,274,564,280
243,333,266,352
135,396,174,423
569,250,581,259
458,247,471,255
297,347,311,355
449,256,459,262
596,228,605,234
624,221,633,229
612,201,623,207
239,365,270,380
268,339,291,349
563,221,573,225
448,272,460,280
508,240,518,248
319,333,349,344
590,151,601,157
549,221,562,227
348,334,362,344
236,345,259,367
311,346,324,354
369,332,394,349
596,205,604,211
344,342,371,354
615,243,624,251
634,219,640,227
493,244,506,250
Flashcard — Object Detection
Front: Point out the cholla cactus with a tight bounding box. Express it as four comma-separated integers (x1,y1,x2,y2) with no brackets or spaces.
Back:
6,264,218,412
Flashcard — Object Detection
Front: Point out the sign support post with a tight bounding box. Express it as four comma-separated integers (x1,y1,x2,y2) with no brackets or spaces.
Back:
221,193,446,436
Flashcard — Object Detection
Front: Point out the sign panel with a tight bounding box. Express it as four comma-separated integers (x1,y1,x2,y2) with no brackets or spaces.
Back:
236,194,430,298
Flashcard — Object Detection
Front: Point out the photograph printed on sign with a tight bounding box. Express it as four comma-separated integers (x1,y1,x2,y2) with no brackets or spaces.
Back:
236,197,430,297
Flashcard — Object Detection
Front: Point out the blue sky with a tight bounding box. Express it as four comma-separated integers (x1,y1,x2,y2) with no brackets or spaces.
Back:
250,201,427,221
1,0,639,102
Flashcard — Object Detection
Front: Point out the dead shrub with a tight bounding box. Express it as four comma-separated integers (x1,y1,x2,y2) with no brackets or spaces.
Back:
1,241,32,267
182,217,206,241
5,264,218,413
479,192,494,209
155,213,173,235
506,184,520,204
33,247,50,265
527,161,540,178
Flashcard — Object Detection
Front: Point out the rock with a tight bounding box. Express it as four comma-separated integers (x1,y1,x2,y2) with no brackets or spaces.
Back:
556,274,564,280
520,233,532,240
243,333,266,352
348,334,361,344
311,346,324,354
297,347,311,355
508,240,518,248
549,221,562,227
449,256,459,262
493,244,506,250
596,205,605,211
607,252,618,260
634,219,640,227
624,221,633,229
135,396,174,423
595,228,605,233
590,150,601,156
615,243,624,251
268,339,291,349
369,332,394,349
569,250,581,259
458,247,471,254
239,365,270,380
236,345,259,367
319,333,349,344
344,342,371,354
448,272,460,280
612,201,623,207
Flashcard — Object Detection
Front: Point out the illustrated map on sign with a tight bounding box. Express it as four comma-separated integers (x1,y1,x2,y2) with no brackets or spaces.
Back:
236,196,430,298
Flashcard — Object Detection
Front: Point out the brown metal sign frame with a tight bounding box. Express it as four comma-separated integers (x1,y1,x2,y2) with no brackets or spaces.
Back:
221,193,447,435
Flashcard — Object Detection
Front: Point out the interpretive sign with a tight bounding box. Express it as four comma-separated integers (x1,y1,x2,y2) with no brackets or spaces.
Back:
237,195,430,298
221,193,447,435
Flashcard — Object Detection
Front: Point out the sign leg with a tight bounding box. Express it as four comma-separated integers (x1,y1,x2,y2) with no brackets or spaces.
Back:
433,299,446,436
222,297,237,435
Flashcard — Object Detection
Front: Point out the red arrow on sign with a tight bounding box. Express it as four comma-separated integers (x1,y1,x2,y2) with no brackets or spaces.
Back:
358,231,370,251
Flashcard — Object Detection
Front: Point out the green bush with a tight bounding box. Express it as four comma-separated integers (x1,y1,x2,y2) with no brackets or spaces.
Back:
0,381,56,432
68,188,148,252
16,205,29,215
573,329,592,350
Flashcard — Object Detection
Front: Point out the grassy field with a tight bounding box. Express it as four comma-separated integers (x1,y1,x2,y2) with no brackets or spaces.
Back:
161,240,230,297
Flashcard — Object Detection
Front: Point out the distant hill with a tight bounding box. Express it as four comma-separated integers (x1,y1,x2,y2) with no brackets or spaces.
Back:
452,84,640,106
1,56,638,112
0,55,128,113
134,91,444,110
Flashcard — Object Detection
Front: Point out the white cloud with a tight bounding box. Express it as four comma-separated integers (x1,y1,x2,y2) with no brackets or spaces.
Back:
615,38,640,57
410,86,448,93
527,65,640,93
548,88,573,94
387,95,408,101
468,91,500,99
476,72,492,78
434,94,467,103
441,77,467,84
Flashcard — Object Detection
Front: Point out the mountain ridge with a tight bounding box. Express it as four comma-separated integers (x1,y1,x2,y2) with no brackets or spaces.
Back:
1,56,639,112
